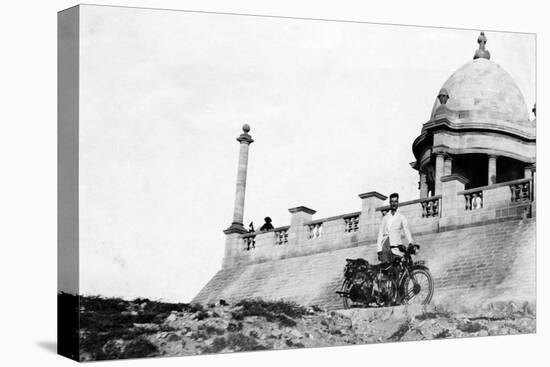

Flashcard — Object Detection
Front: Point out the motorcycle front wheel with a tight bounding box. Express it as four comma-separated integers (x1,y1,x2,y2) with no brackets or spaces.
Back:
402,268,434,305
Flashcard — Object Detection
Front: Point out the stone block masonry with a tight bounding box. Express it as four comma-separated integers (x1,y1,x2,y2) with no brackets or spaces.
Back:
193,217,535,310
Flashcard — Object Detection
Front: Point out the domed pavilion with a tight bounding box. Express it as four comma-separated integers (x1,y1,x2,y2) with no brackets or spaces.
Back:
411,32,536,197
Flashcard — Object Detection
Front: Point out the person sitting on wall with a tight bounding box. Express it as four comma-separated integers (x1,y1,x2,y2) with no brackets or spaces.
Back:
376,193,415,264
259,217,274,232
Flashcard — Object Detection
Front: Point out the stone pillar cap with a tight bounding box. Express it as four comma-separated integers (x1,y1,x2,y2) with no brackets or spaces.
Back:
236,133,254,144
432,145,450,155
236,124,254,144
358,191,387,200
441,174,469,185
223,223,248,235
288,206,316,215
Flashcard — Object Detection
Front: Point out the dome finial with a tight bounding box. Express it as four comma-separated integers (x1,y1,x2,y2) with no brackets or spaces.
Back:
473,31,491,60
437,88,450,105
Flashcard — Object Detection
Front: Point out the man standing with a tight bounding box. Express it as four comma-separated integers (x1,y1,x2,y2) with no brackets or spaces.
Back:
376,193,414,263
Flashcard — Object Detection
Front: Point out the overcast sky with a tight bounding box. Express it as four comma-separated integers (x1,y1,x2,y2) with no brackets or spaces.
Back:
77,5,535,302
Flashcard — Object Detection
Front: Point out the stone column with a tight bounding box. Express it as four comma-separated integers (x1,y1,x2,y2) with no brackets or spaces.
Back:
225,124,254,234
444,155,453,176
434,153,445,195
358,192,387,240
288,206,316,246
488,155,497,185
524,165,533,179
440,174,469,228
525,164,536,202
222,125,254,268
419,172,428,198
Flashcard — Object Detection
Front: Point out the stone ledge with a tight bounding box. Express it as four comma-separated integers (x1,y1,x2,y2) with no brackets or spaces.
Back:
288,206,316,215
458,177,532,195
223,223,248,234
306,211,361,226
441,173,469,184
376,195,442,212
358,191,387,200
420,118,536,142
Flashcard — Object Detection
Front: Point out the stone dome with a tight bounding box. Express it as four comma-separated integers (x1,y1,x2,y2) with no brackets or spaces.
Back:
430,58,529,125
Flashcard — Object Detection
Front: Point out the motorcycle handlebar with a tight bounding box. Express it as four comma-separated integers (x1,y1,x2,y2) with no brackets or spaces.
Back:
404,243,421,254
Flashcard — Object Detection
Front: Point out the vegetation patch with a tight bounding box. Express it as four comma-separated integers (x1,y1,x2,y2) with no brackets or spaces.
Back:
227,322,243,332
78,294,189,360
388,321,410,341
415,310,452,321
285,339,305,348
196,324,225,336
456,321,487,333
434,329,451,339
202,333,268,354
63,294,533,361
115,337,159,359
231,299,308,327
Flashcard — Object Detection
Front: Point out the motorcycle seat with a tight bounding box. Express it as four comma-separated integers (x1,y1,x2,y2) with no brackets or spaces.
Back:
345,258,369,265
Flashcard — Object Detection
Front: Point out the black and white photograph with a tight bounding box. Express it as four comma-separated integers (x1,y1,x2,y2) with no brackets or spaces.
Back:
1,1,548,367
57,4,538,362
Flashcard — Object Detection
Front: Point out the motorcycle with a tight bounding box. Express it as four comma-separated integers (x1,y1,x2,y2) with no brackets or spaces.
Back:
336,243,434,308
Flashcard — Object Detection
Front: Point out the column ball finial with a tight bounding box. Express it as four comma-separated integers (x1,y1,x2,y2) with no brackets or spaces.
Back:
242,124,251,133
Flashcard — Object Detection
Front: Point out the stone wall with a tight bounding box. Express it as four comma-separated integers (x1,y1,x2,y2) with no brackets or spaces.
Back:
193,217,535,310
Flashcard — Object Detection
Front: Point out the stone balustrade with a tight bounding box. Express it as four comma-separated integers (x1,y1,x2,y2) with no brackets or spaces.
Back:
459,178,533,210
223,179,534,267
343,214,360,232
510,180,532,202
376,197,440,219
421,197,441,217
242,233,256,251
241,226,291,250
274,226,290,245
308,222,323,239
376,196,442,235
453,178,534,229
463,190,483,210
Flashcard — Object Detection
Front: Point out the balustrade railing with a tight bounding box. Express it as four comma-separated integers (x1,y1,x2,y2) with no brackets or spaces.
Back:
464,191,483,211
510,181,531,202
308,223,323,239
237,177,535,254
376,196,441,219
242,234,255,251
421,197,440,217
344,215,359,233
274,227,289,245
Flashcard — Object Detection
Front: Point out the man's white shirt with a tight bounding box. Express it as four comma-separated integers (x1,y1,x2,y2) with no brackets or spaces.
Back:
376,209,414,255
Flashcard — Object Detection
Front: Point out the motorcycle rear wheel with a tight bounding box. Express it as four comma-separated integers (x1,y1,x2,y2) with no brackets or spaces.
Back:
341,279,353,309
402,268,434,305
